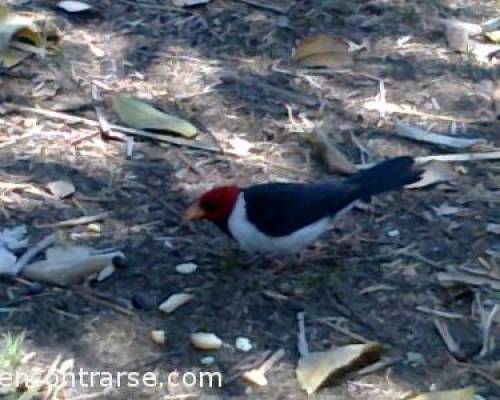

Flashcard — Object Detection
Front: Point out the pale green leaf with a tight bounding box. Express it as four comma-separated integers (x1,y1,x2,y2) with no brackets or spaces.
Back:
112,95,198,138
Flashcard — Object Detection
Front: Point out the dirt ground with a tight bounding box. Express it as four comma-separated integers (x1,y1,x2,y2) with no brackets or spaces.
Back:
1,0,500,399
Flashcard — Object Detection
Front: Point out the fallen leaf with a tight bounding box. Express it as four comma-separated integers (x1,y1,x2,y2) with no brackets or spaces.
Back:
190,332,222,350
22,246,124,285
406,161,456,189
0,5,41,51
410,386,475,400
112,95,198,138
294,34,353,67
158,293,194,313
296,342,382,394
46,180,75,199
57,1,93,12
485,31,500,43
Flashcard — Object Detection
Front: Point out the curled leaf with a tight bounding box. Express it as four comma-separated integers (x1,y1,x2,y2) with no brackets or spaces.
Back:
294,34,353,67
112,95,197,138
405,161,456,189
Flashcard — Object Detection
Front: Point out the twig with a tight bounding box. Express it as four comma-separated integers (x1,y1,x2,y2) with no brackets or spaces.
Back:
433,318,461,356
297,312,309,357
357,357,402,376
4,103,220,153
11,233,56,276
480,304,499,357
232,0,288,14
416,306,465,320
35,212,110,228
318,318,372,344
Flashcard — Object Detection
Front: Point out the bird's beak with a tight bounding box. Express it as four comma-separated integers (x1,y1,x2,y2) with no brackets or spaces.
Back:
182,202,205,222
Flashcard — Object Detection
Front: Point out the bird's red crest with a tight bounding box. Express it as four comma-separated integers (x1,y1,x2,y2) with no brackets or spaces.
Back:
197,185,241,222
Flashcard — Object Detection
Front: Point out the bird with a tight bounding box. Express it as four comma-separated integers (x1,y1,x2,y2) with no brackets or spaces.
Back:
183,156,423,255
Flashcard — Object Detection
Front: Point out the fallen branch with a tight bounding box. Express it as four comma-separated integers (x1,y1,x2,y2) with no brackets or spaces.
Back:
4,103,220,153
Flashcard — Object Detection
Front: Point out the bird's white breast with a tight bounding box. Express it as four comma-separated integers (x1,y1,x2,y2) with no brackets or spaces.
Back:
227,193,332,254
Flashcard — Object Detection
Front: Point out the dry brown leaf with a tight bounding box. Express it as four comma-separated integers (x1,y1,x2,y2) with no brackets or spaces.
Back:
294,35,353,67
410,386,475,400
406,161,456,189
296,342,382,394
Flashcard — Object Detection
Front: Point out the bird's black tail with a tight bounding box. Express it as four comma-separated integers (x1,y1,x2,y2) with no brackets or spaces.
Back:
347,156,423,201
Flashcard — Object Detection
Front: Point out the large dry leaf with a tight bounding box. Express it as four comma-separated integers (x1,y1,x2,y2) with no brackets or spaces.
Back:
22,245,124,285
112,95,198,138
296,342,382,394
405,161,456,189
0,5,41,51
294,34,353,67
410,386,475,400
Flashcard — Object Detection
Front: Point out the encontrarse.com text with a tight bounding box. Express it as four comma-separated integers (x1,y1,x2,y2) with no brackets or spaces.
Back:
0,369,222,389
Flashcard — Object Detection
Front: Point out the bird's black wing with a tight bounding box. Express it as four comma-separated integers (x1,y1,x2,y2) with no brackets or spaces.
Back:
242,182,358,237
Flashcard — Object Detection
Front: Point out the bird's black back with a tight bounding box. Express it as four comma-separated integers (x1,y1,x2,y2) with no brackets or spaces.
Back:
243,182,358,237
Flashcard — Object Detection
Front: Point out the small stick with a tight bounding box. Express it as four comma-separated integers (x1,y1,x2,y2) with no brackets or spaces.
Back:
416,306,465,320
434,318,461,356
297,312,309,357
11,233,56,276
35,212,109,228
480,304,499,357
242,348,285,386
318,319,372,344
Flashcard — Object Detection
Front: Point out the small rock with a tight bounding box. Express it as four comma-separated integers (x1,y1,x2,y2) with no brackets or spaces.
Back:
151,329,166,345
176,262,198,274
387,229,400,238
200,356,215,366
235,337,253,352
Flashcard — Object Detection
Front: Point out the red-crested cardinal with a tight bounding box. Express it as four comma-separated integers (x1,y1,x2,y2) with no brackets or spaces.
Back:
183,156,423,254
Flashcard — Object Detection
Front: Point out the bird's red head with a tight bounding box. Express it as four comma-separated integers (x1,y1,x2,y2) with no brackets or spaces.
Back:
183,185,241,223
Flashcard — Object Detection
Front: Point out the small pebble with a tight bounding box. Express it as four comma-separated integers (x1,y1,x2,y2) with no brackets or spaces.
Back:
175,262,198,274
235,337,253,352
200,356,215,366
387,229,400,238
